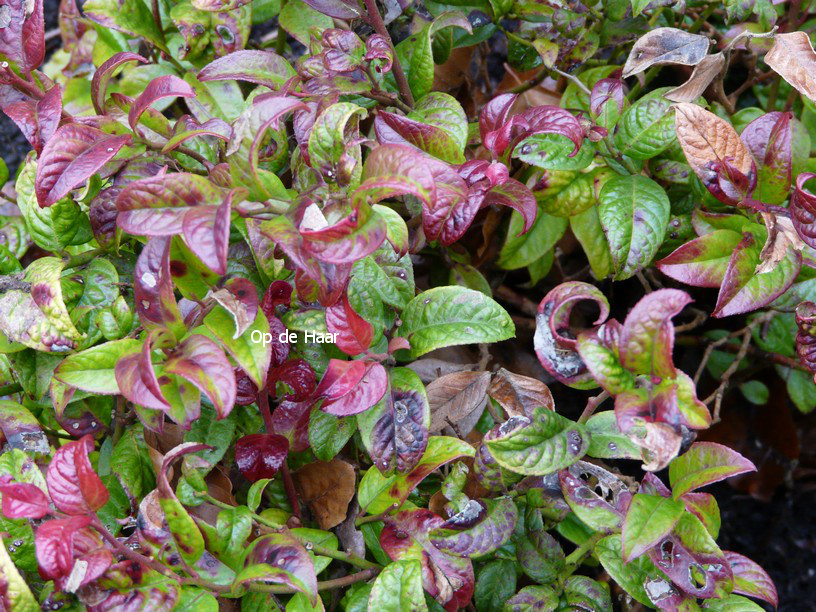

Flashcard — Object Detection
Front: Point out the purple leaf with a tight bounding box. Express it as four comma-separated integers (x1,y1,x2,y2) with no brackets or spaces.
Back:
300,203,387,264
354,144,436,208
235,433,290,481
181,192,232,274
116,172,227,236
241,533,317,603
668,442,756,498
91,51,147,114
133,237,185,335
301,0,362,19
795,300,816,379
358,367,429,474
380,509,475,611
648,514,733,599
114,352,171,411
724,550,778,608
618,289,692,379
480,93,517,156
559,461,631,531
164,334,237,418
0,0,44,72
740,111,795,205
198,50,296,89
365,34,393,73
128,75,195,134
656,229,744,287
790,172,816,248
712,232,800,318
269,400,311,452
589,78,625,119
429,497,517,557
375,111,464,164
35,123,131,207
2,83,61,155
534,282,610,387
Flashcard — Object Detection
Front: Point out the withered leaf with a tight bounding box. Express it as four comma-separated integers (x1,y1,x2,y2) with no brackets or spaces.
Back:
757,213,804,274
293,458,356,529
665,53,726,103
765,32,816,104
427,371,491,433
674,103,753,180
622,28,711,79
487,368,554,418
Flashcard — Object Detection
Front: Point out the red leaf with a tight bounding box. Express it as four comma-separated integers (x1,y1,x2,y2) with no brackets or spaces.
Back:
326,291,374,355
35,515,92,581
481,178,537,234
91,51,147,114
235,433,290,481
2,83,61,155
114,352,171,411
268,359,316,402
198,50,296,89
790,172,816,248
260,280,294,317
320,361,388,416
480,93,517,156
164,334,237,418
128,75,195,134
795,300,816,380
133,237,185,334
300,204,387,264
45,435,109,515
270,400,312,452
0,476,50,519
314,358,366,398
35,124,131,207
589,78,625,118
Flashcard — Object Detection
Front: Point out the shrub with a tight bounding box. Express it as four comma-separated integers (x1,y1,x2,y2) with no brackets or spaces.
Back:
2,0,811,608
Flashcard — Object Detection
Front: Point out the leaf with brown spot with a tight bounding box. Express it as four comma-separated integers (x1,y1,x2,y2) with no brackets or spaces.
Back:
757,212,804,274
665,53,726,103
293,458,355,529
488,368,554,418
674,103,754,188
765,32,816,103
622,28,711,79
427,371,491,433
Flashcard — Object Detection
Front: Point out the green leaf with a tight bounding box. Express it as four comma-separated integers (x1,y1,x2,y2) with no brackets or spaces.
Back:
54,339,142,393
739,380,769,405
278,0,333,45
786,367,816,413
175,588,219,612
622,493,685,562
595,534,666,607
160,494,206,564
308,410,356,462
669,442,756,498
0,534,38,612
411,92,468,153
216,506,254,569
614,88,677,160
84,0,164,45
702,595,765,611
368,560,427,610
204,306,270,389
498,207,567,270
184,406,237,472
475,559,517,612
570,205,613,279
485,406,589,475
352,251,415,310
308,102,367,185
357,436,474,513
586,411,641,459
247,479,272,513
515,134,594,171
598,174,670,280
396,286,514,358
111,427,155,500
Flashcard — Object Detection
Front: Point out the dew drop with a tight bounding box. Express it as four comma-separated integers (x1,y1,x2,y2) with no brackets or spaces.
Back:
90,421,98,428
106,147,114,153
277,558,285,565
304,542,313,550
216,24,235,44
72,423,80,430
520,144,532,155
423,298,431,304
12,539,23,547
141,272,157,288
607,442,617,451
7,546,15,553
0,61,8,68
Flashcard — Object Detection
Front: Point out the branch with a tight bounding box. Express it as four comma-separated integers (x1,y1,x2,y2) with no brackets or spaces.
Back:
362,0,414,107
0,276,31,294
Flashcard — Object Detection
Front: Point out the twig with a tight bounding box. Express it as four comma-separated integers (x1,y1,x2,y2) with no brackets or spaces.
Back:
150,0,166,46
635,271,652,294
0,276,31,294
578,391,609,424
496,285,539,317
280,462,302,521
355,504,399,526
674,308,707,334
362,0,414,107
253,569,377,594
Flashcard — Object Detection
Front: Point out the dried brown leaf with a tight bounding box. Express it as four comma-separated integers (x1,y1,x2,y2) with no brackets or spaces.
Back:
757,212,804,274
674,103,754,183
665,53,726,103
487,368,554,418
765,32,816,103
622,28,711,79
427,371,491,433
293,458,356,530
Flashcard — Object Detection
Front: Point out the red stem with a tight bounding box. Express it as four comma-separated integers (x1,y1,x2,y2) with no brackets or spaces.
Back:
280,462,301,520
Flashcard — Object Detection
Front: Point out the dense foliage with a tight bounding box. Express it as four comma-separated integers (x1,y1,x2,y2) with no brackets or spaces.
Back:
1,0,814,607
